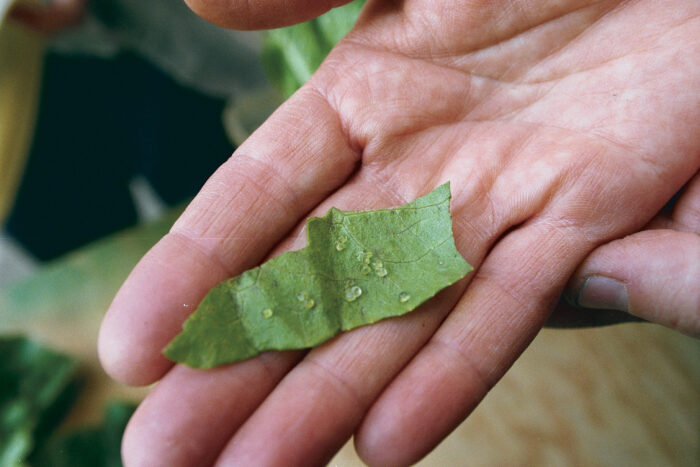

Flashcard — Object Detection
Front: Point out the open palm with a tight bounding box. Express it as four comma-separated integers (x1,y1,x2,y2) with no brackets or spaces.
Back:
99,1,699,464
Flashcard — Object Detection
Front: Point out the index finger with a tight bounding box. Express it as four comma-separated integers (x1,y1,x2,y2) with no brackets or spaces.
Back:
98,87,359,386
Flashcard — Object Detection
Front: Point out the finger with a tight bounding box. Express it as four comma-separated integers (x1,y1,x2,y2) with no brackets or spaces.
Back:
122,352,302,467
184,0,355,30
355,218,593,466
121,199,315,466
566,229,700,337
98,87,360,386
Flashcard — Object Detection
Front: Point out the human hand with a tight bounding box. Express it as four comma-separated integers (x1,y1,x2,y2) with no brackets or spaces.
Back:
550,172,699,335
98,1,700,465
9,0,86,34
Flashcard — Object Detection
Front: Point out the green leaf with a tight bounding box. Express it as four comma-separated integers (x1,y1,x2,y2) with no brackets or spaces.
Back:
262,0,366,97
165,183,472,369
32,401,137,467
0,336,80,466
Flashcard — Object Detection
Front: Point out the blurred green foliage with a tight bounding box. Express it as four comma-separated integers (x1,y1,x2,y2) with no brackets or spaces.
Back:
0,336,135,466
32,402,136,467
0,336,79,466
262,0,366,97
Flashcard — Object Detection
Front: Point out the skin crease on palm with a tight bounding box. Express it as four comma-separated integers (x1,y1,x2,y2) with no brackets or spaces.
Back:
96,1,699,465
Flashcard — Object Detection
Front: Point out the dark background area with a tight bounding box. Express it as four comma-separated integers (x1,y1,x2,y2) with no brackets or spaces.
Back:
6,51,233,261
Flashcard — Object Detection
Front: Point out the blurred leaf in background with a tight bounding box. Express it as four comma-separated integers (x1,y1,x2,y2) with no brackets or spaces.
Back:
32,402,136,467
0,336,79,466
0,336,135,466
262,0,365,97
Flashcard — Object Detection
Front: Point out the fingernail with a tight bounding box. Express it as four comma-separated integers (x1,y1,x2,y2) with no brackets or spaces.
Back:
576,275,629,312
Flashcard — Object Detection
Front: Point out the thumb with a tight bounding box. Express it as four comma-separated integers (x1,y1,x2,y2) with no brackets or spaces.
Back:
566,229,700,337
9,0,86,34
